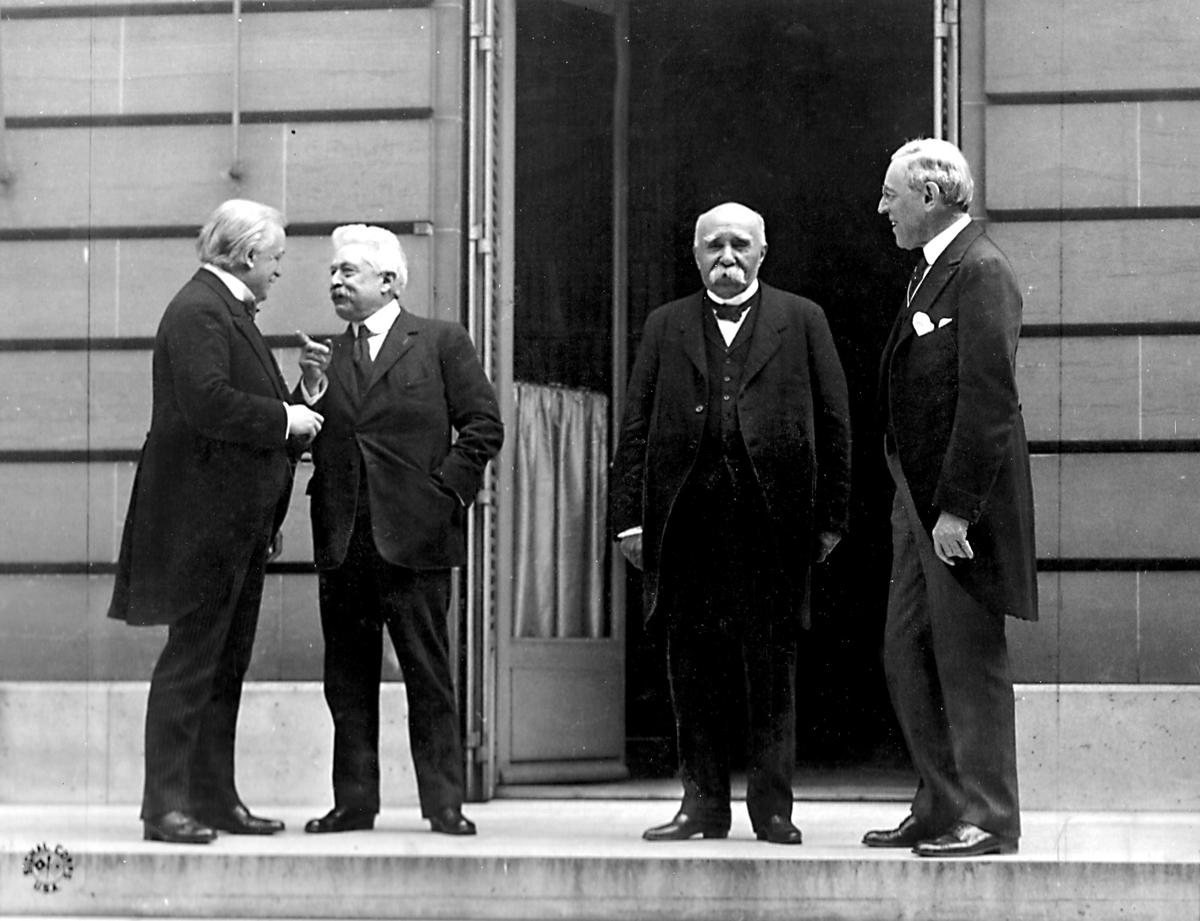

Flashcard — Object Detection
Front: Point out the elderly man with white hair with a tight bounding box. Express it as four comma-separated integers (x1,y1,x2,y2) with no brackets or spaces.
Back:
296,224,503,836
110,199,324,844
866,138,1036,857
610,202,851,844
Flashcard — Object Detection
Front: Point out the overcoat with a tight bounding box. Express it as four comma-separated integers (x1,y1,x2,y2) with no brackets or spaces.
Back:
109,269,295,626
879,221,1038,622
609,283,852,623
303,308,503,571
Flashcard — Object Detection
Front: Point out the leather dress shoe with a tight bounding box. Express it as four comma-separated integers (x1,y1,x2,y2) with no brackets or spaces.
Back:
304,805,375,834
862,814,939,848
642,812,729,841
912,821,1017,857
196,803,284,835
429,807,476,836
143,810,217,844
755,815,803,845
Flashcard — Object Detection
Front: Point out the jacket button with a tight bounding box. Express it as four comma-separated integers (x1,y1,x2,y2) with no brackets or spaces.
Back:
694,404,704,413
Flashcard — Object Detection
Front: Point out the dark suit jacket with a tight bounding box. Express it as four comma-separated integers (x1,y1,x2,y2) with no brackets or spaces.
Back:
879,220,1038,622
610,282,852,623
109,269,296,626
303,307,503,571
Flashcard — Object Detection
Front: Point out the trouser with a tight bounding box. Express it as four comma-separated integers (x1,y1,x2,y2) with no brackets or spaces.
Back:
141,540,267,820
658,464,800,831
883,453,1020,840
318,511,464,816
665,587,798,831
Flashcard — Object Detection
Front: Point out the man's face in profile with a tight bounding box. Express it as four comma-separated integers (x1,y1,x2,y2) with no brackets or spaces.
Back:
878,157,931,251
241,224,286,303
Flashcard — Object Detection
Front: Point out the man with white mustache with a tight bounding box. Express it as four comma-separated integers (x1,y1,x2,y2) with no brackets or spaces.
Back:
611,202,851,844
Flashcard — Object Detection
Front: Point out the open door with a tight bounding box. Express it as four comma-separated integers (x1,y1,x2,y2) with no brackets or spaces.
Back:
485,0,629,786
482,0,936,791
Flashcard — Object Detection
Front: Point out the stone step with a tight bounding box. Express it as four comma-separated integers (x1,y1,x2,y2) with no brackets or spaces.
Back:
2,802,1197,921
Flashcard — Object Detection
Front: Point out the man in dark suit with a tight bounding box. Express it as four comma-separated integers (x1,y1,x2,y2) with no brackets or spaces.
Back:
864,138,1037,857
109,199,325,844
297,224,502,836
610,202,851,845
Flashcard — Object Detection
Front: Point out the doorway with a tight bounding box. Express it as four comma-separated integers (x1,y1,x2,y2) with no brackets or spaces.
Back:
508,0,933,785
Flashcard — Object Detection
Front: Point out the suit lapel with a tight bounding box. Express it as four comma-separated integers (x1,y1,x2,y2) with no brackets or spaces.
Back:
364,308,420,394
878,310,904,402
741,284,784,389
197,269,288,400
891,221,984,352
678,293,708,381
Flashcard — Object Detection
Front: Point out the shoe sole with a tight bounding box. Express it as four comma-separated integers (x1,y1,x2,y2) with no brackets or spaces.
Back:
304,821,375,834
643,830,729,841
143,830,215,844
862,838,922,848
912,843,1018,857
204,825,282,835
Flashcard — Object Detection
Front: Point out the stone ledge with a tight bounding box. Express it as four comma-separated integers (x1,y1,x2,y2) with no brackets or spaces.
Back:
1016,684,1200,811
1,682,1197,811
0,681,417,807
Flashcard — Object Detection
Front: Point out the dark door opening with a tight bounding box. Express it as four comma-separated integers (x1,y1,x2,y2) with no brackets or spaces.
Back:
513,0,933,784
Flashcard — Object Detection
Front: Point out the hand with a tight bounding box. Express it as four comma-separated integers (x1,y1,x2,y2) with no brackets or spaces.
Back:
932,511,973,566
297,330,333,392
813,530,841,563
619,533,643,570
267,530,283,562
285,404,324,442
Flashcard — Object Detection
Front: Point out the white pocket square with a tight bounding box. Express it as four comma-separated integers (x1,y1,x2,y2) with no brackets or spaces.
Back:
938,317,952,328
912,311,934,336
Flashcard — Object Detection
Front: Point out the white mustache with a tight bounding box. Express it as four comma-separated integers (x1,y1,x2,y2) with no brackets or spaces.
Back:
709,264,746,284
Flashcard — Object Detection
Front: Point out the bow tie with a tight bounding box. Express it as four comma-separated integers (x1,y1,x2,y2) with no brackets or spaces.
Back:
712,300,750,323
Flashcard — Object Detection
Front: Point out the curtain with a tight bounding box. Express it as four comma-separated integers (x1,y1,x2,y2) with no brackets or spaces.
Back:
512,382,610,639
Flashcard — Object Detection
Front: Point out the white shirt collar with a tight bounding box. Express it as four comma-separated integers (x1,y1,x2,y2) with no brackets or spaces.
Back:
202,263,256,305
706,277,760,306
921,213,972,268
354,298,402,337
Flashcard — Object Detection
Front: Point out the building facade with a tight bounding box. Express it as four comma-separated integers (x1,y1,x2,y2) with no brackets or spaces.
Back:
0,0,1196,808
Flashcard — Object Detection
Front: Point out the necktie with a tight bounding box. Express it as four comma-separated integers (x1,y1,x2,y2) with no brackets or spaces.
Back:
713,300,750,323
353,325,373,394
906,255,929,304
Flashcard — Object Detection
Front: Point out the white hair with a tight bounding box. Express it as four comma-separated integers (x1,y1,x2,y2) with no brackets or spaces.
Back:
693,202,767,248
331,224,409,289
196,199,285,269
890,138,974,211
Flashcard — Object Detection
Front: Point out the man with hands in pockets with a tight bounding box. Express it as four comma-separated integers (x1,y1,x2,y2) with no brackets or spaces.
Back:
296,224,502,836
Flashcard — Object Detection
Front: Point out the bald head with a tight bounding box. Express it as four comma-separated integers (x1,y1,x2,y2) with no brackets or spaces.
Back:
693,202,767,248
693,202,768,298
